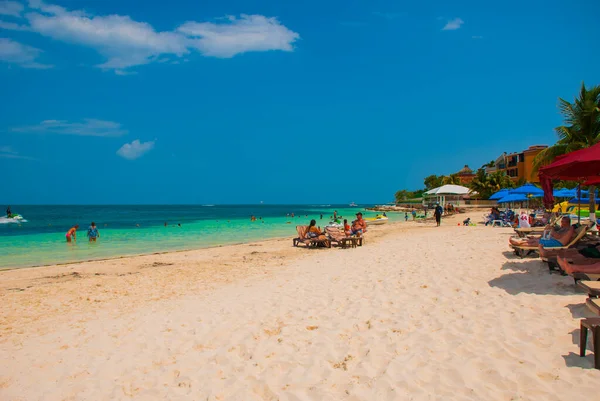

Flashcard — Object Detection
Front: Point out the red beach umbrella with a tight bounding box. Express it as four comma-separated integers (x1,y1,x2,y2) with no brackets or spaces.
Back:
539,142,600,210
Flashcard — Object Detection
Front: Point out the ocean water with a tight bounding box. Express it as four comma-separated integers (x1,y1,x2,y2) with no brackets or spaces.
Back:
0,205,402,269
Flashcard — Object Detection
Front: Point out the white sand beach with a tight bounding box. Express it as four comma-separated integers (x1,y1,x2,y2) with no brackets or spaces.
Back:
1,212,599,400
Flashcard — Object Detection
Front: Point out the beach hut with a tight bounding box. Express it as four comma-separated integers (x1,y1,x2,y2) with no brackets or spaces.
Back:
423,184,472,208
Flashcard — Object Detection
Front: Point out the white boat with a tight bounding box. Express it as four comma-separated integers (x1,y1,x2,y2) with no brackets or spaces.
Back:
365,215,388,225
349,202,358,207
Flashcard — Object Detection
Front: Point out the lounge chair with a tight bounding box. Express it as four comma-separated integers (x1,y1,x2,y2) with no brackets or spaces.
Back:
514,227,546,238
293,225,331,248
511,225,589,259
578,281,600,298
325,226,363,248
586,297,600,315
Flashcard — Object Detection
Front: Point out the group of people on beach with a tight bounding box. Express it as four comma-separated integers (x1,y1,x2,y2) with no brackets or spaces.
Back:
65,223,100,243
306,212,368,240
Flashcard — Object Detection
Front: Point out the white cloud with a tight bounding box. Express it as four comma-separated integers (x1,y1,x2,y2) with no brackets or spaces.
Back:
442,18,464,31
12,119,127,136
0,0,23,17
0,37,52,68
0,145,36,160
116,139,154,160
178,14,299,58
0,19,30,30
0,1,299,72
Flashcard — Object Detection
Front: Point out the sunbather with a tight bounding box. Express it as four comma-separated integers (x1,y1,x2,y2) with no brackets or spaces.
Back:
307,219,325,238
509,216,574,248
351,212,367,236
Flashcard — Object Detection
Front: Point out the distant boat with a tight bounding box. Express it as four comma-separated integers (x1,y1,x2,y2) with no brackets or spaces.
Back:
349,202,358,207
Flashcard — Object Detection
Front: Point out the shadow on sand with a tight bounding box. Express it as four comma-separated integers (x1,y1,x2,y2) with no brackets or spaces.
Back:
488,261,582,296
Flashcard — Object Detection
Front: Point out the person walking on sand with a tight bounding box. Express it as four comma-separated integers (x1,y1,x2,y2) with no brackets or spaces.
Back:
87,222,100,242
405,212,408,221
434,203,443,227
66,225,79,242
411,209,417,221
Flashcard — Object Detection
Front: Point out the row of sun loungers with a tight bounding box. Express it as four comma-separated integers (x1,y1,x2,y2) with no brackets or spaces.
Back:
504,219,600,368
292,225,364,249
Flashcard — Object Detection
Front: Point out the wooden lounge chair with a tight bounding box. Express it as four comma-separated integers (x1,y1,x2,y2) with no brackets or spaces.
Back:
514,227,546,238
293,225,330,248
573,272,600,284
325,226,363,248
578,281,600,298
586,297,600,316
511,225,589,259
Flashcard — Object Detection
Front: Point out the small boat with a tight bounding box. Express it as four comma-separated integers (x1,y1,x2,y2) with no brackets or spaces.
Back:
6,213,24,220
364,215,389,225
349,202,358,207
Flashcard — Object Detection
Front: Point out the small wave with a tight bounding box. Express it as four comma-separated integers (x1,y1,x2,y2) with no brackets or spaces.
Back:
0,217,27,224
202,205,215,207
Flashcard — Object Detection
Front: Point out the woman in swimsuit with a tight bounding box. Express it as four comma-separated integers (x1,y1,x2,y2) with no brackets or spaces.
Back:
66,225,79,242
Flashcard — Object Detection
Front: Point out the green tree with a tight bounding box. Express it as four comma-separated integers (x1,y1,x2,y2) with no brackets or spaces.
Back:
441,174,461,185
469,169,514,199
423,175,444,190
533,82,600,217
395,190,409,203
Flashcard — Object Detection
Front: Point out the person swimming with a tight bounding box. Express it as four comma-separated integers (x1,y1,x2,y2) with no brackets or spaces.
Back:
66,225,79,242
87,222,100,242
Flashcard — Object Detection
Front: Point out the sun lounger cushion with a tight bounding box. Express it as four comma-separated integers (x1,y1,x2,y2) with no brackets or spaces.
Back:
586,298,600,315
578,281,600,297
562,261,600,275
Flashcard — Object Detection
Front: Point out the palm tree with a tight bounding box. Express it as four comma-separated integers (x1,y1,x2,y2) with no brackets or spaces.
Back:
469,169,513,199
533,82,600,218
441,174,461,185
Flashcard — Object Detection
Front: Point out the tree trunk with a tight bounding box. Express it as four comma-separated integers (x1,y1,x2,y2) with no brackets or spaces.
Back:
590,185,597,222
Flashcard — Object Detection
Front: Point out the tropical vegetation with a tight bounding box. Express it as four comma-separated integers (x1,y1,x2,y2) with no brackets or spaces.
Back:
394,82,599,207
533,82,600,216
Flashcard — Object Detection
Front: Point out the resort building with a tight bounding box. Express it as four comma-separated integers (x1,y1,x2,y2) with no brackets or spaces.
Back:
485,145,548,183
456,165,475,185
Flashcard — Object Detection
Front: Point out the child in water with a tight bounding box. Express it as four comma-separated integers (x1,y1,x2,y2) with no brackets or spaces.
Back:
87,222,100,242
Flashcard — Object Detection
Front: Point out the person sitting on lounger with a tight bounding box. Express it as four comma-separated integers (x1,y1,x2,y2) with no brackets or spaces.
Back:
509,216,574,248
351,212,368,236
306,219,324,238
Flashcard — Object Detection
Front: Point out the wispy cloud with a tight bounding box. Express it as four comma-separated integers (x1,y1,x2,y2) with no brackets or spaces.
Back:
117,139,155,160
0,0,23,17
442,18,464,31
0,145,36,160
372,11,403,20
0,37,52,68
1,1,300,73
12,119,128,137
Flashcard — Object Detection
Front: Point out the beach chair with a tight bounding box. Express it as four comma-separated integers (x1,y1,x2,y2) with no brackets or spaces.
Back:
577,281,600,298
325,226,363,248
540,223,596,266
514,227,546,238
586,298,600,316
293,225,330,248
512,225,589,259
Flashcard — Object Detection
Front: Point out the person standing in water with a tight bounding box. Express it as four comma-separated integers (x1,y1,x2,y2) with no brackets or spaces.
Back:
87,222,100,242
66,225,79,242
6,206,11,217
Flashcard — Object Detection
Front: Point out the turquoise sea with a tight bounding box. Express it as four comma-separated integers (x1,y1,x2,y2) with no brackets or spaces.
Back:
0,205,402,269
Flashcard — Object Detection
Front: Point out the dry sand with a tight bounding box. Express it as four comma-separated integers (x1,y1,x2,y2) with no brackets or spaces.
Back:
1,212,599,400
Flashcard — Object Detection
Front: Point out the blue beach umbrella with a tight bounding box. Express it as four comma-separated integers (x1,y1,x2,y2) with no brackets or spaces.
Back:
489,189,511,200
554,188,576,198
569,198,600,204
497,193,528,203
511,183,544,196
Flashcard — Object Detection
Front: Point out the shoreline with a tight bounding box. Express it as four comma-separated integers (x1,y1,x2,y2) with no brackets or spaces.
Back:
0,220,411,272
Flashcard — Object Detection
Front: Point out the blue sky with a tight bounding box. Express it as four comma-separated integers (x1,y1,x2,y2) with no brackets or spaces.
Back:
0,0,598,204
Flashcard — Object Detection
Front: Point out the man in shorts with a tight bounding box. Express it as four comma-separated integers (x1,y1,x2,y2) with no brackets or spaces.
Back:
87,222,100,242
509,216,574,248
